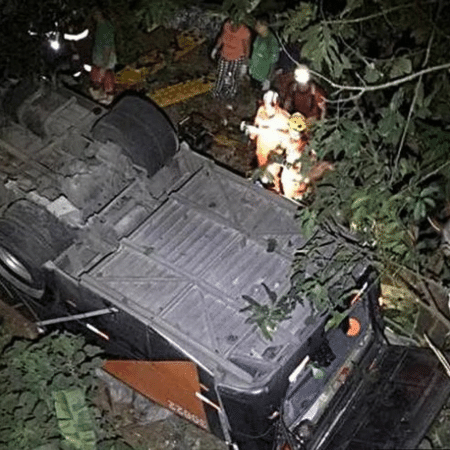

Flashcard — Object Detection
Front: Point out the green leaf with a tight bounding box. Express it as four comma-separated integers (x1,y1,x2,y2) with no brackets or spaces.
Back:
33,400,49,418
260,324,274,340
390,89,405,110
346,0,364,10
415,80,425,108
340,53,352,70
389,57,412,79
383,221,400,235
53,389,96,450
421,185,440,197
322,24,331,44
329,48,344,78
83,344,102,358
241,295,260,307
351,194,370,210
325,310,348,332
33,444,60,450
301,25,323,60
399,158,414,177
364,64,381,83
377,110,403,142
300,208,318,237
413,201,426,221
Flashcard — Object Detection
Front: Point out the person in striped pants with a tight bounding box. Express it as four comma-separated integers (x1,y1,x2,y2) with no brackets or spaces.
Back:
211,18,251,99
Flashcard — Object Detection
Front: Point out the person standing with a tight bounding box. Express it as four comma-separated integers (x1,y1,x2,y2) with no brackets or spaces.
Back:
276,64,327,121
211,18,251,99
241,91,290,166
248,17,280,91
90,9,117,105
280,114,312,200
280,113,333,201
241,91,290,192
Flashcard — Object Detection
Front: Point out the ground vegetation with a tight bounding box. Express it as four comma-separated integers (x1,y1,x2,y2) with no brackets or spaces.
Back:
0,323,135,449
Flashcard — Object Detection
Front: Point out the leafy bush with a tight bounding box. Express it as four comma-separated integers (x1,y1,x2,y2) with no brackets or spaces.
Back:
0,329,132,450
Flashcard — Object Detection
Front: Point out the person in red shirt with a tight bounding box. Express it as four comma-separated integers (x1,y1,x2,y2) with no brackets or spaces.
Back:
275,64,327,122
211,18,251,99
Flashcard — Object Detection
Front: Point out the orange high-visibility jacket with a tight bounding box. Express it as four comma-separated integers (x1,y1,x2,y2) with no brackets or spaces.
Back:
280,135,309,200
251,104,290,167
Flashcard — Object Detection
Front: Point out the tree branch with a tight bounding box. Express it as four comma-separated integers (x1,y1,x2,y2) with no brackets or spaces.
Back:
311,62,450,93
393,24,436,173
278,36,450,104
323,0,436,25
326,92,364,104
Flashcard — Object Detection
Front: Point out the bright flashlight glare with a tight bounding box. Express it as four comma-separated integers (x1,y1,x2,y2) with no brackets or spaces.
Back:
294,65,310,84
50,39,60,51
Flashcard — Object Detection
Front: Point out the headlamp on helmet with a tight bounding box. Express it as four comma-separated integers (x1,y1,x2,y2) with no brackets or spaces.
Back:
294,65,310,85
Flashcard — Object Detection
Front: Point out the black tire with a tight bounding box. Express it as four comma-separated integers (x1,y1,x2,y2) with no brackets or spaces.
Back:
0,200,74,298
92,95,178,176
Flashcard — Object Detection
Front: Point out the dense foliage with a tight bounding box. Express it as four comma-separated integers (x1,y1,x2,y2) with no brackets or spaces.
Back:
0,329,133,450
243,0,450,338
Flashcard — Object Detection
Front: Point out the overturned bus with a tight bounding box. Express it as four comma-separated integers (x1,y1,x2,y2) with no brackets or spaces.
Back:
0,80,448,450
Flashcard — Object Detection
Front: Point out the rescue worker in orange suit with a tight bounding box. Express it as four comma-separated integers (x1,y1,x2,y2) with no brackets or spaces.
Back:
275,64,326,122
280,113,311,200
240,90,290,192
280,113,334,201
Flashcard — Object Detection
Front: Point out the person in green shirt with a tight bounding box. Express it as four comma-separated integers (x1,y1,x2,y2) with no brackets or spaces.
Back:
90,9,117,104
92,9,116,71
249,17,280,91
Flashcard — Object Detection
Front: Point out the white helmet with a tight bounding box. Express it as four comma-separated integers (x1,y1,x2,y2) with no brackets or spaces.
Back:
294,65,310,85
263,90,279,108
